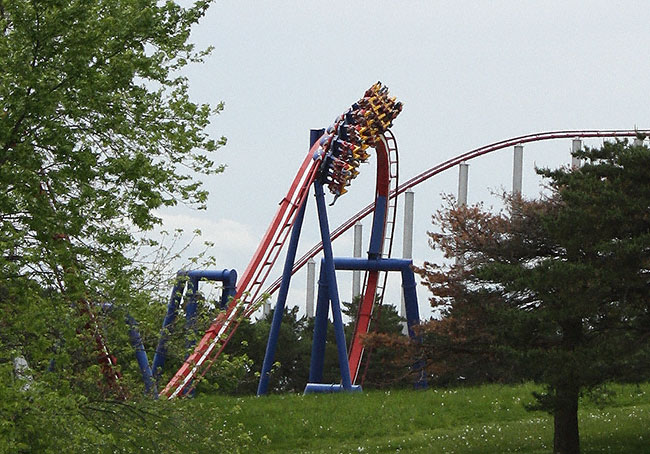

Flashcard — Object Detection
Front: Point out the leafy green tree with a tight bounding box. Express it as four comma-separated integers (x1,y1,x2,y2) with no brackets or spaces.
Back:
0,0,241,450
415,140,650,454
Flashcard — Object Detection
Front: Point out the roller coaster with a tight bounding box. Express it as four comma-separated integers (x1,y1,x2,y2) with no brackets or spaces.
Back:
120,83,649,399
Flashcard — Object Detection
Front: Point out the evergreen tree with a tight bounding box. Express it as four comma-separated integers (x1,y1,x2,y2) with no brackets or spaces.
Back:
222,306,312,394
343,296,414,389
415,140,650,454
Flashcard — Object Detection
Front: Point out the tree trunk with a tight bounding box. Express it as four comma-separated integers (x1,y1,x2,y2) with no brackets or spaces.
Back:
553,384,580,454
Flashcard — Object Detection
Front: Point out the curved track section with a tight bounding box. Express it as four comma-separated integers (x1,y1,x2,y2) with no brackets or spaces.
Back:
164,128,647,398
161,141,322,398
163,82,403,398
374,130,400,305
262,129,650,297
347,133,392,384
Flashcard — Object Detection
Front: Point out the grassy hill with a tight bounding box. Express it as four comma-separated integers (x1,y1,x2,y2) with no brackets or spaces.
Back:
186,382,650,453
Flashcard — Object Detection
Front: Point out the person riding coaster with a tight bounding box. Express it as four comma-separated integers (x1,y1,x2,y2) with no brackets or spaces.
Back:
317,81,402,203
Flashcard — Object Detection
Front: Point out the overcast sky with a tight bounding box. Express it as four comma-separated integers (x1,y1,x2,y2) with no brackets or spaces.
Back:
159,1,650,319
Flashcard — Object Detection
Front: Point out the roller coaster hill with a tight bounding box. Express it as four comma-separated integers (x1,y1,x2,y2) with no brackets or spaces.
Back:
109,82,649,399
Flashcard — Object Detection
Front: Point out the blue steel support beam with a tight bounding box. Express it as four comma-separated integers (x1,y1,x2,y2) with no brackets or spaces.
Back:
309,265,330,383
401,267,427,388
400,267,421,339
152,274,187,379
185,269,237,283
126,314,157,396
184,276,200,351
367,195,387,259
183,269,238,309
220,269,238,309
152,269,237,384
332,257,412,272
304,383,362,394
313,180,352,390
180,276,200,397
257,198,308,395
332,257,422,338
332,256,426,389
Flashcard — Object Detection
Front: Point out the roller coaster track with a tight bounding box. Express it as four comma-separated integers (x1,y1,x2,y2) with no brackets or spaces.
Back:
163,81,403,398
262,129,650,298
344,132,395,385
160,140,323,398
163,128,647,398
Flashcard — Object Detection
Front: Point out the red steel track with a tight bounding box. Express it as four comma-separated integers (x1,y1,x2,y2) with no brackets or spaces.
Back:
161,140,323,398
164,128,647,397
262,129,650,297
347,134,392,385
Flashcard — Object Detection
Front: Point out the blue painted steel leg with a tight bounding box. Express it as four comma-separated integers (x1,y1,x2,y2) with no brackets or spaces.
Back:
256,128,321,395
401,266,427,388
148,269,238,396
368,195,388,259
126,314,157,396
220,271,238,309
182,276,200,397
308,265,330,383
152,274,187,380
184,276,200,352
313,181,352,390
401,267,420,338
257,198,308,395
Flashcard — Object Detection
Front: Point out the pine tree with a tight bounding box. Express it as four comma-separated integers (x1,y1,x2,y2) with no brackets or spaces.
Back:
415,140,650,454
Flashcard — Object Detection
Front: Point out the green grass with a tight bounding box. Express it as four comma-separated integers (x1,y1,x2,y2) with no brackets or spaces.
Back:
186,383,650,453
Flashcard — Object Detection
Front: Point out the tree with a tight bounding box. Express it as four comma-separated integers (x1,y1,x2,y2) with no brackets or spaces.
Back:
343,296,414,389
0,0,234,449
415,140,650,454
224,307,312,394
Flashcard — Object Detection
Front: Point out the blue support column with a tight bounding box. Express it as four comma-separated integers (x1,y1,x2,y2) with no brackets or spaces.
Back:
309,265,329,383
401,266,427,388
401,267,421,339
313,181,352,390
220,270,238,309
151,269,237,390
184,276,200,352
257,199,308,395
152,274,187,380
328,256,427,390
367,195,387,259
126,315,157,396
257,129,320,395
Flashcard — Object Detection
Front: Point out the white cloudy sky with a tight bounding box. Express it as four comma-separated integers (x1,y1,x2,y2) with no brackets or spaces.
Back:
159,0,650,319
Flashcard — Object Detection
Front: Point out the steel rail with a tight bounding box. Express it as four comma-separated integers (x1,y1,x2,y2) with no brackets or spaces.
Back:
261,129,650,296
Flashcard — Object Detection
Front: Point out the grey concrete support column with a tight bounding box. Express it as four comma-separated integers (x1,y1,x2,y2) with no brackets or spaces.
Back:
306,258,316,318
456,162,469,268
513,145,523,195
352,222,363,301
262,300,271,318
402,190,414,261
458,162,469,206
572,138,582,169
400,190,414,334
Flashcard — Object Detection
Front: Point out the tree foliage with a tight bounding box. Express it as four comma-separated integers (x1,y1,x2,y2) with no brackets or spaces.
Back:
0,0,238,450
342,296,414,389
179,296,413,395
415,140,650,454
